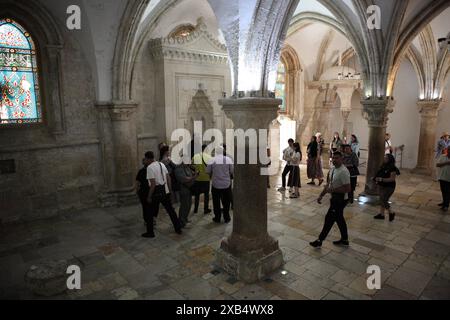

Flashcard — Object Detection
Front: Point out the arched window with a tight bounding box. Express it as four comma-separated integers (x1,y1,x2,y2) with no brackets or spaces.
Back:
0,18,41,124
275,62,286,113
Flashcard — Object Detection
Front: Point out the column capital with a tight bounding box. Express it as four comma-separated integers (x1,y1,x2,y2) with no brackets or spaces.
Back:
219,98,279,130
361,98,395,127
417,100,441,118
341,109,351,118
96,100,138,121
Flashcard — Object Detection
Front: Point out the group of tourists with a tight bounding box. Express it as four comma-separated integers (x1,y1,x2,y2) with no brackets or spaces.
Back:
134,130,450,244
274,131,403,248
135,143,234,238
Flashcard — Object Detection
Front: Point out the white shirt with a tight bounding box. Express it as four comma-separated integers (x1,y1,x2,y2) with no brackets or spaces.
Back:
283,146,294,165
207,154,234,189
385,140,392,155
290,152,301,166
328,165,351,199
147,161,170,194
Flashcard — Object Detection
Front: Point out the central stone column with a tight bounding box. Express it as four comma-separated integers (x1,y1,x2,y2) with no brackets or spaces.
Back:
216,98,284,283
361,98,394,196
413,100,441,175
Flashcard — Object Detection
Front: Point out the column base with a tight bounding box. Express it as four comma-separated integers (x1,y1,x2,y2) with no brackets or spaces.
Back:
216,248,283,283
357,192,379,205
98,189,138,207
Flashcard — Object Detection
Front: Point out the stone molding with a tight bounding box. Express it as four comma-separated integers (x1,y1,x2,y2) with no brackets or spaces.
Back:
417,100,441,118
96,101,138,122
361,98,395,127
148,22,228,65
219,98,280,130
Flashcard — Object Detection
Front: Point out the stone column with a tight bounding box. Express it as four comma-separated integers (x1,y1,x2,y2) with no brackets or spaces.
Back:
413,100,440,175
341,109,351,141
216,98,283,283
361,98,394,195
46,45,65,135
96,100,138,206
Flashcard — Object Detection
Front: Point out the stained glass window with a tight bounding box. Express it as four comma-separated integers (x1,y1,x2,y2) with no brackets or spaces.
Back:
0,18,41,124
275,62,286,113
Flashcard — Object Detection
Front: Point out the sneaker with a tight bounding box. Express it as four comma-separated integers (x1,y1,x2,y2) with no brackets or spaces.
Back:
309,240,322,248
389,212,396,222
204,209,212,214
290,194,299,199
333,239,349,246
307,181,315,185
374,214,385,220
141,232,155,238
277,187,286,192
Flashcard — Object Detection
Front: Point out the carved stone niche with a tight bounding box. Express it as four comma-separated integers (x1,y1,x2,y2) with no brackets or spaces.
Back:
187,84,215,134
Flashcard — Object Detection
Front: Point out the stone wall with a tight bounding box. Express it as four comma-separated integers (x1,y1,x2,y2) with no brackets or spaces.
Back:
0,16,103,223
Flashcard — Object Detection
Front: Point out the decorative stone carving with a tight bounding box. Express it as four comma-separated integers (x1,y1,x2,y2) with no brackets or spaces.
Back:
362,98,395,127
417,100,440,118
187,85,215,133
149,20,231,140
149,19,228,65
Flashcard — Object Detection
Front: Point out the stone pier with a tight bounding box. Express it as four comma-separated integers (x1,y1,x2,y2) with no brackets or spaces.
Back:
215,97,284,283
361,98,394,196
413,100,441,175
96,100,138,206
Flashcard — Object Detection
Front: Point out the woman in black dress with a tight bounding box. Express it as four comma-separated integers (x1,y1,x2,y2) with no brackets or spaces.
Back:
288,142,302,198
306,136,324,186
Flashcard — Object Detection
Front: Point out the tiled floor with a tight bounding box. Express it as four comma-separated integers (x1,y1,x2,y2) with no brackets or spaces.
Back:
1,165,450,300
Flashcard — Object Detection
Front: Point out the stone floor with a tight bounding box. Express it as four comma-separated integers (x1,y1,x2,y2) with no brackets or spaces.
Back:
1,165,450,300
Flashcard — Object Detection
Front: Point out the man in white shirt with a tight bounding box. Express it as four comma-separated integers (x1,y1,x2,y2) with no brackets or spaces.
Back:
278,138,295,192
143,151,182,238
310,151,351,248
207,146,234,223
